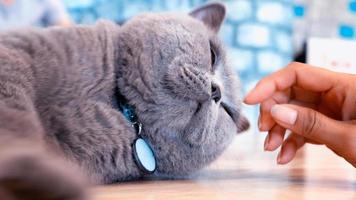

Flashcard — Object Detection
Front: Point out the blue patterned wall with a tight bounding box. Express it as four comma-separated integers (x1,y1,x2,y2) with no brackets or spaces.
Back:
63,0,207,24
218,0,293,127
293,0,356,53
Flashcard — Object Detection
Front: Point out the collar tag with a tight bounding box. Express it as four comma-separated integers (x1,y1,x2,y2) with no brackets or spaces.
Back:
116,91,157,174
133,137,157,173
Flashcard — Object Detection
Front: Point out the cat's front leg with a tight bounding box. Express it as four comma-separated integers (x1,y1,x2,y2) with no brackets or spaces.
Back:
0,135,87,200
0,55,87,199
0,104,87,200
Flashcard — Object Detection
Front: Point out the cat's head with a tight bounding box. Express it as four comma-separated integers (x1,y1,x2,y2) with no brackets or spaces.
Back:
116,3,249,177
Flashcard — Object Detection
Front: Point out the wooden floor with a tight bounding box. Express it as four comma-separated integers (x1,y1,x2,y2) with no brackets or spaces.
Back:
90,132,356,200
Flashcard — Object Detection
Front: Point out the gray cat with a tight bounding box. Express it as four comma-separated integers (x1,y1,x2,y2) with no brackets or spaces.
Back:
0,3,249,200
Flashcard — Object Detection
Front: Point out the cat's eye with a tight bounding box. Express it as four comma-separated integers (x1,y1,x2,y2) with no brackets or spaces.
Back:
210,47,217,69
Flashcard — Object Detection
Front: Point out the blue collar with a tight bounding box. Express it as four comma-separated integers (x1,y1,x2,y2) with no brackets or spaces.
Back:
116,91,157,174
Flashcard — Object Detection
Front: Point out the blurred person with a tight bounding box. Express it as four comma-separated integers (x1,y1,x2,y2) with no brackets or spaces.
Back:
245,62,356,167
0,0,71,31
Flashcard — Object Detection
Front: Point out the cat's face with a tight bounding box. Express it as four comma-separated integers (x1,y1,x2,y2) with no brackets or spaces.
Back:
116,3,249,177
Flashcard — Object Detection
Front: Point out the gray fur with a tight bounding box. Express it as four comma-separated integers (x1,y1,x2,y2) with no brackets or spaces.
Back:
0,3,248,199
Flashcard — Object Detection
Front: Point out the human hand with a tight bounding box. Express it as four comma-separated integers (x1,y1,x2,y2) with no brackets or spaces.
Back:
244,62,356,167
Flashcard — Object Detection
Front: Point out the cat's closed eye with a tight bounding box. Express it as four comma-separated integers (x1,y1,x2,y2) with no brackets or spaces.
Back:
210,44,217,71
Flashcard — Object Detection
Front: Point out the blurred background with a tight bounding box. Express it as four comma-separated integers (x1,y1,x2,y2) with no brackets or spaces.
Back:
2,0,356,151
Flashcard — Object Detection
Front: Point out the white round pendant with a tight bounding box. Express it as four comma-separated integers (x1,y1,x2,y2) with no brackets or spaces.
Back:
133,138,156,173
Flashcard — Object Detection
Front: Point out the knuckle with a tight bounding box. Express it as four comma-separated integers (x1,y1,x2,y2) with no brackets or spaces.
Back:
301,109,320,137
261,99,273,112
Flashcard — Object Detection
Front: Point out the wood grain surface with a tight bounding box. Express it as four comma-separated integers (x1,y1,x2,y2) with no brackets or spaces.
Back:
90,132,356,200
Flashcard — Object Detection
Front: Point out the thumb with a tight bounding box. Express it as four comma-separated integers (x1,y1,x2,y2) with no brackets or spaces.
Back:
270,104,348,149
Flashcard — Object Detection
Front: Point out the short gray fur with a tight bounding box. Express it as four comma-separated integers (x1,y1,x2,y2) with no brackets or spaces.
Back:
0,3,249,199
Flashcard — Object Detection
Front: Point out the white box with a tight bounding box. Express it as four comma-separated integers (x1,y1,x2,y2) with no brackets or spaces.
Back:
307,37,356,74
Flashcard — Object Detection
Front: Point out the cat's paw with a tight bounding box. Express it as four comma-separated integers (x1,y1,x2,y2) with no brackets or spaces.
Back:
0,140,87,200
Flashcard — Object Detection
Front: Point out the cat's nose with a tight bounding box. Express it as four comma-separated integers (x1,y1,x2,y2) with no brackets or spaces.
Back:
211,82,221,103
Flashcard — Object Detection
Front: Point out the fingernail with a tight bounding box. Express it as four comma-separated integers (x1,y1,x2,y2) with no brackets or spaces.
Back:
264,134,270,151
271,105,297,125
277,151,282,164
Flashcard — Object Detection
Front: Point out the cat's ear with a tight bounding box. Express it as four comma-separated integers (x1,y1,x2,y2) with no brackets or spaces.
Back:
189,3,226,33
237,115,250,133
